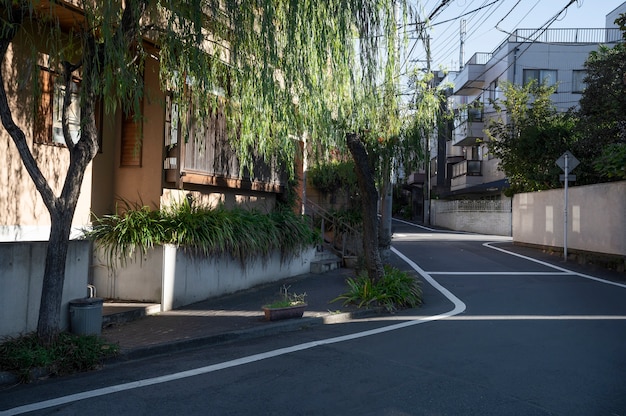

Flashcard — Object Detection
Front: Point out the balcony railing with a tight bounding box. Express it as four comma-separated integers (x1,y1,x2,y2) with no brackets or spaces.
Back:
466,52,492,65
452,160,481,178
509,28,622,44
492,28,623,55
163,98,286,191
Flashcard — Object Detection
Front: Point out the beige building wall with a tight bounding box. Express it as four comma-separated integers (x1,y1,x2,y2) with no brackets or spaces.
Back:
0,35,92,241
2,30,286,241
111,56,166,210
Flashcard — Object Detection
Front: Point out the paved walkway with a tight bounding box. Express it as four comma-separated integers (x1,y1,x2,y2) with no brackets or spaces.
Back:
101,265,370,360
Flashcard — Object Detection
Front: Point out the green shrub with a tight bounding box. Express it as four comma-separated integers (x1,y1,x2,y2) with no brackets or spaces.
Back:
0,333,119,383
308,160,358,195
333,265,422,312
86,199,318,267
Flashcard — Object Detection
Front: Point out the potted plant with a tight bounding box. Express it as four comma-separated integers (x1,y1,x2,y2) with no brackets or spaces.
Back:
262,285,307,321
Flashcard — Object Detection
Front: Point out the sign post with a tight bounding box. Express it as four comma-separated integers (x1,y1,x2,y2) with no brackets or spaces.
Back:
555,151,580,261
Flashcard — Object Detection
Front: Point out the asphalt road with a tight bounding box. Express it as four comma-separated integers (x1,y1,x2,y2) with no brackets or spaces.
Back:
2,223,625,415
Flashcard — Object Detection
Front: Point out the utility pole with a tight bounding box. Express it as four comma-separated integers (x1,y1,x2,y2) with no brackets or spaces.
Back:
422,30,432,225
378,1,399,261
459,19,466,70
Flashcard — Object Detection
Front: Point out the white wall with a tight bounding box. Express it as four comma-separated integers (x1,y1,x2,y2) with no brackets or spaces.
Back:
431,199,512,236
92,245,317,311
513,181,626,256
0,240,90,338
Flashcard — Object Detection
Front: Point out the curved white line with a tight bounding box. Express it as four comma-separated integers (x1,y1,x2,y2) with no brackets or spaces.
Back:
3,248,465,416
392,217,442,232
484,242,626,289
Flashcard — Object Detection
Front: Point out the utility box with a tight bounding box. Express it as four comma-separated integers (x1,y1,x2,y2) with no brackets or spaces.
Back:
69,297,103,335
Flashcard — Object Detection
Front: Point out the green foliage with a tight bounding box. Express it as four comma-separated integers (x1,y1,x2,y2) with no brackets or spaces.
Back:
333,265,422,312
85,199,318,267
0,333,119,383
328,207,362,229
308,161,358,196
576,40,626,182
486,81,579,194
263,285,307,309
155,0,412,176
594,143,626,180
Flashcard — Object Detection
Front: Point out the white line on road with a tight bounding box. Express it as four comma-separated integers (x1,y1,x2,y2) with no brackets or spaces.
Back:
425,271,575,275
1,248,465,416
484,242,626,289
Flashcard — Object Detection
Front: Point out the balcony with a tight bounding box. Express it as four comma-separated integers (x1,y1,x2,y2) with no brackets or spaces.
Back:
451,166,483,192
452,160,481,178
452,108,485,146
163,99,286,193
453,52,492,96
450,159,482,191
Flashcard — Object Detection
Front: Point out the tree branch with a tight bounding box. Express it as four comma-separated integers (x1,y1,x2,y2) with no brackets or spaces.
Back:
0,3,57,211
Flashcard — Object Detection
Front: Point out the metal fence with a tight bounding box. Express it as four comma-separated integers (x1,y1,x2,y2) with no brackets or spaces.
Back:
509,28,622,44
434,199,512,214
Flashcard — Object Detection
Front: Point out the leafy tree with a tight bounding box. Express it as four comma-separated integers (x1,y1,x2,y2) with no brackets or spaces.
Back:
0,0,437,342
486,81,579,195
0,1,149,344
575,13,626,182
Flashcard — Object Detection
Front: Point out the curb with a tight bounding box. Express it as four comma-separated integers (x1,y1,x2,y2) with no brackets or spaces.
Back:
108,308,378,362
0,309,379,386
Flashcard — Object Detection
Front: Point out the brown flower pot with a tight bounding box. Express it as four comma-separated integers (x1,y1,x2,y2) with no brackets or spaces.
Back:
262,304,307,321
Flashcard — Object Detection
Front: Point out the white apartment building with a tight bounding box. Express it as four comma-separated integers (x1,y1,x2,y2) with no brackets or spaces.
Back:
422,3,626,202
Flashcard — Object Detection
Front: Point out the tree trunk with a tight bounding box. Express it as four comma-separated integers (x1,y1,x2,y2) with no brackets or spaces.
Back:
346,132,384,283
0,6,99,344
37,212,72,343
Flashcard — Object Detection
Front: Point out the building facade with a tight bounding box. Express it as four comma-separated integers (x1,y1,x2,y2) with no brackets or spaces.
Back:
419,3,626,205
0,3,290,243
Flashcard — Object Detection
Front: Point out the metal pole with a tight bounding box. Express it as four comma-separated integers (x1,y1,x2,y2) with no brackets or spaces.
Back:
563,154,569,261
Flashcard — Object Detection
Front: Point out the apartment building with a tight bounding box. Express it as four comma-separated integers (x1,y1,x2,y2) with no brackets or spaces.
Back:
412,3,626,213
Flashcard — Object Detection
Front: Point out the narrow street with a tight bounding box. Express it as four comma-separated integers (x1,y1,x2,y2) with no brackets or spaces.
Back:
2,223,625,416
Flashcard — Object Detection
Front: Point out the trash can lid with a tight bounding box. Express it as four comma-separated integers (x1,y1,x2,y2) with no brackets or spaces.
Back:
69,297,104,306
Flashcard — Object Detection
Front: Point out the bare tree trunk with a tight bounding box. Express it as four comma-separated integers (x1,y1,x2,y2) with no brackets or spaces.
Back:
346,132,384,283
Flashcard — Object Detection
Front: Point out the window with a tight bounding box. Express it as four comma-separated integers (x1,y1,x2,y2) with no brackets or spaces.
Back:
35,68,103,149
523,69,557,88
488,79,501,102
120,109,142,167
35,68,81,145
468,104,483,122
572,70,586,93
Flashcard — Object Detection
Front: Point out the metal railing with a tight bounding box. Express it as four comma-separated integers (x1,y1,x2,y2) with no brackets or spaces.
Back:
435,199,511,214
510,28,622,44
452,160,482,178
304,199,362,259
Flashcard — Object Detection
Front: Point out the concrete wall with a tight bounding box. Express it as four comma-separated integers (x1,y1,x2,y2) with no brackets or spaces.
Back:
0,240,91,338
513,181,626,257
431,199,512,236
92,245,316,311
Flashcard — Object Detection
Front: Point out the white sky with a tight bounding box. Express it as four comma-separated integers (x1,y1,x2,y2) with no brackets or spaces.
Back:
399,0,625,90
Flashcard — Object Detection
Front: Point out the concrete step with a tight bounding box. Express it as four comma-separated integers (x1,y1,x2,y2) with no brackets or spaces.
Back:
102,302,161,327
310,258,342,274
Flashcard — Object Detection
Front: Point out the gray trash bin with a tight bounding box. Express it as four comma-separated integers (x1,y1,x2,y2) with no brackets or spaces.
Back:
69,297,103,335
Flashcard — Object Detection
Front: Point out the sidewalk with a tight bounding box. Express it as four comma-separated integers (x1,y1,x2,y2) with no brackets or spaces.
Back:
101,265,369,361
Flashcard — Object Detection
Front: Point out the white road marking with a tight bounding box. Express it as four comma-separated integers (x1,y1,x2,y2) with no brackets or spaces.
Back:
483,242,626,289
2,248,465,416
426,271,574,275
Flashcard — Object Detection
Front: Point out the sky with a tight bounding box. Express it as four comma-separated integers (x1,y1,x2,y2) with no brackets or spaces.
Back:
399,0,626,86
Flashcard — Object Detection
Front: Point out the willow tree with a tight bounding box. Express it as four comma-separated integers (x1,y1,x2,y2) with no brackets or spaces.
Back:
0,0,435,342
